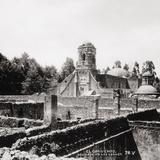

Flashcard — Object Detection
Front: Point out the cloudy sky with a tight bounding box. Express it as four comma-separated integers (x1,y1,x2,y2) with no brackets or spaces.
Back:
0,0,160,75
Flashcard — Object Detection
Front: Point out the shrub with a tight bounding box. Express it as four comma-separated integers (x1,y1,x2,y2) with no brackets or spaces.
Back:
0,116,43,128
40,143,52,156
0,131,26,148
12,117,129,156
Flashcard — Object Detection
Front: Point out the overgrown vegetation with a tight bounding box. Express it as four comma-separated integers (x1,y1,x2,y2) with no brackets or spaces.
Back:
12,117,129,156
0,116,43,128
0,52,75,95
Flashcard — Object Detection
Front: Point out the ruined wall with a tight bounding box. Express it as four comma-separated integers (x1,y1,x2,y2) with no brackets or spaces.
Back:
67,130,141,160
59,73,75,97
127,109,160,160
0,116,43,128
57,96,160,120
12,117,131,157
58,96,96,119
96,74,129,89
0,94,46,103
0,102,44,120
58,97,160,110
0,95,31,102
131,122,160,160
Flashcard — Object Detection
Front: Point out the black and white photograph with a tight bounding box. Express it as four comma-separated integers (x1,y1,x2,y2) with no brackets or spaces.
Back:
0,0,160,159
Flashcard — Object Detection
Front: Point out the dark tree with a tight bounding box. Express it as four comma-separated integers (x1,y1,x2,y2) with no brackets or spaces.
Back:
21,58,44,94
0,52,59,95
59,57,75,82
132,61,140,77
42,66,58,93
153,77,160,93
123,64,129,71
113,60,121,68
104,66,110,74
0,53,16,94
142,60,155,75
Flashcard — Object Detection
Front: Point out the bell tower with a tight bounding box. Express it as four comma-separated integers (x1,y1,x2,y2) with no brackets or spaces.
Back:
74,42,97,96
76,42,96,71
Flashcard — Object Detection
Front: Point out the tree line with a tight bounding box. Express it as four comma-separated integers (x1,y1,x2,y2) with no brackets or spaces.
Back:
0,53,75,95
100,60,160,92
99,60,156,77
0,52,159,95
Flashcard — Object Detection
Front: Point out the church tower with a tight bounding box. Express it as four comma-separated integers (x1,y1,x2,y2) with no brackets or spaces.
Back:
74,42,97,96
58,42,99,97
76,42,96,72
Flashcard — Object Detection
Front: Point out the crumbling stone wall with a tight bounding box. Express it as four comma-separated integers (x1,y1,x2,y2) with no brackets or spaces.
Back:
0,102,44,120
12,117,130,157
58,96,97,120
128,109,160,160
67,130,141,160
58,96,160,120
131,122,160,160
0,116,43,128
0,94,46,103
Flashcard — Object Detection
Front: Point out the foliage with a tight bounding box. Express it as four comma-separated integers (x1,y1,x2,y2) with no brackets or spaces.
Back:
40,143,52,155
42,66,58,93
0,52,58,95
123,63,129,71
105,66,110,73
102,67,110,74
26,118,95,137
12,117,129,156
0,149,85,160
132,61,140,77
0,53,17,94
0,116,42,128
59,57,75,82
153,77,160,93
22,60,44,94
113,60,121,68
0,131,26,148
142,60,156,75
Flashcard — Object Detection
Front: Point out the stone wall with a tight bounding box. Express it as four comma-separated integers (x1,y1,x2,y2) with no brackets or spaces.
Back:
0,94,46,103
130,121,160,160
0,102,44,120
12,117,130,157
66,130,141,160
96,74,130,89
0,95,160,121
127,109,160,160
57,96,160,120
0,116,43,128
58,96,97,120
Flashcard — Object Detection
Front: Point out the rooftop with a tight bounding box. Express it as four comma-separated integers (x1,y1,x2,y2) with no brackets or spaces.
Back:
107,68,129,78
142,71,154,77
135,85,159,95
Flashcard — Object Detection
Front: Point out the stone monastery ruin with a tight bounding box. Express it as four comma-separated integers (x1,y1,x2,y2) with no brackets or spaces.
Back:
58,42,141,98
0,43,159,159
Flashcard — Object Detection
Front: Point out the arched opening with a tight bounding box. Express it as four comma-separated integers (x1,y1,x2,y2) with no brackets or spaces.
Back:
82,54,86,61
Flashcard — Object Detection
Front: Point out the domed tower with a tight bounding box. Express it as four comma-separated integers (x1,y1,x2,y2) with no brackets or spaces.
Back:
76,42,96,71
135,71,159,96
